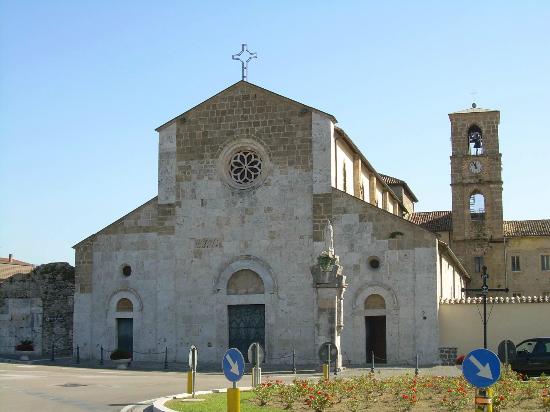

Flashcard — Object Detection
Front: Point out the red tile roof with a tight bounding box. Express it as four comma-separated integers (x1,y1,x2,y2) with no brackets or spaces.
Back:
504,220,550,237
408,213,550,237
0,257,33,266
379,174,419,202
408,211,452,232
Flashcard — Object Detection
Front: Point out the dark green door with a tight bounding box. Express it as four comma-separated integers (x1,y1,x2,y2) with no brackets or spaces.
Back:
117,318,133,352
228,304,265,362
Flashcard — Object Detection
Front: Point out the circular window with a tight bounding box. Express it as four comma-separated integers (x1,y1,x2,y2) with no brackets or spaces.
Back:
229,150,262,185
218,139,270,190
122,265,132,277
368,257,380,269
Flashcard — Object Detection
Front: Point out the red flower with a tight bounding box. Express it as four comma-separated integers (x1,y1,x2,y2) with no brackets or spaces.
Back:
402,394,409,399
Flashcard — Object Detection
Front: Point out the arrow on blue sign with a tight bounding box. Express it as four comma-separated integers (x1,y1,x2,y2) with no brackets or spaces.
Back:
469,354,493,379
225,352,240,375
462,348,501,388
222,348,245,383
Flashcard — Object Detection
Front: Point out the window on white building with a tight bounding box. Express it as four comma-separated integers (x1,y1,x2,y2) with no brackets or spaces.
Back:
511,256,521,272
541,255,550,271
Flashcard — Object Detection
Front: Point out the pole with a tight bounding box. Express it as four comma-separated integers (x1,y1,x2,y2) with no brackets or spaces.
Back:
255,343,261,386
292,347,296,374
462,266,508,351
192,346,196,398
371,351,375,373
483,270,488,349
76,345,80,364
415,353,419,376
100,346,104,365
187,370,193,394
227,381,240,412
504,340,509,367
326,343,331,380
164,346,168,370
51,342,55,362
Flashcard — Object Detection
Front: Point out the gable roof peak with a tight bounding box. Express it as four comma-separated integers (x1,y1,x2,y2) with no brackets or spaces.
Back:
155,81,336,132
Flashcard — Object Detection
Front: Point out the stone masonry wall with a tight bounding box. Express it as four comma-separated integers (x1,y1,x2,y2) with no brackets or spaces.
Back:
0,263,74,355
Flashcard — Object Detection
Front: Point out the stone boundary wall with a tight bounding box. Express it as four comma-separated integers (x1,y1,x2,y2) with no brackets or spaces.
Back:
439,298,550,357
441,296,550,304
438,347,458,365
0,263,74,355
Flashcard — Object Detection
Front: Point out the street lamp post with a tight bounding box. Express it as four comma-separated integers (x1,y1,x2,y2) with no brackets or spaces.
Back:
462,266,509,349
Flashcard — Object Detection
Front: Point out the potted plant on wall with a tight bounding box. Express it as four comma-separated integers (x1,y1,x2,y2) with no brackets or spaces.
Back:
110,349,132,369
15,339,34,361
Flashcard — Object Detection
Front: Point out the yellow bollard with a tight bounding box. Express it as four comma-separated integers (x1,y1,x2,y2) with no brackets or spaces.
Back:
474,388,493,412
187,370,193,394
487,387,493,412
227,387,240,412
322,364,329,380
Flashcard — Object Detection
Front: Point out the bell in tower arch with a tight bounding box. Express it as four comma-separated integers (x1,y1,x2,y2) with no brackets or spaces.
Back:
468,125,483,155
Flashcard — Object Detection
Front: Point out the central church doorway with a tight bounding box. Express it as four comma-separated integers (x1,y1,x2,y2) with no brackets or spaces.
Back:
226,269,266,362
228,304,265,362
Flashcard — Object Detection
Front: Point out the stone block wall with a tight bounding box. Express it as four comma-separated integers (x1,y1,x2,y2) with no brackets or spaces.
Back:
0,263,74,355
438,347,458,365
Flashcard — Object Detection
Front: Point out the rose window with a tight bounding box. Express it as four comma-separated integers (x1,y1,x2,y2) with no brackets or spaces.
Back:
229,150,263,185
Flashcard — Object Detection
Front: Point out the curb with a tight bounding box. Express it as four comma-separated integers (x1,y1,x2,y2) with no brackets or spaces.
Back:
151,387,253,412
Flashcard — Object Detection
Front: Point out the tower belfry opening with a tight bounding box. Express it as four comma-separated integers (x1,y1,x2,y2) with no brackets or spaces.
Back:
468,125,483,155
470,192,485,221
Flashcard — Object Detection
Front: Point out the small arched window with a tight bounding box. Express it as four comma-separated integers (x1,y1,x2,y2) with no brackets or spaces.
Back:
116,298,133,312
364,294,386,310
470,191,485,221
227,269,265,295
468,125,483,155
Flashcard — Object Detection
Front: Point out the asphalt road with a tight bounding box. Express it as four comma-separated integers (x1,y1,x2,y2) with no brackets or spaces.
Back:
0,362,316,412
0,362,460,412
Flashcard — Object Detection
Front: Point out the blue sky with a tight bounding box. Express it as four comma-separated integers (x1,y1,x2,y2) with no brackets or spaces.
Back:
1,1,549,265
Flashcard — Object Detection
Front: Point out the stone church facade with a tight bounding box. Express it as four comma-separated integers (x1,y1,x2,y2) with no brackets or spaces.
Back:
73,81,468,366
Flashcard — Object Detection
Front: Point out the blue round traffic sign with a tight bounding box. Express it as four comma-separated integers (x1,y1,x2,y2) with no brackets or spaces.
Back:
222,348,245,382
462,348,501,388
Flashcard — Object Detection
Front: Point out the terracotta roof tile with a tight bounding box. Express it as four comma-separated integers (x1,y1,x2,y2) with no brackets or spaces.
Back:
409,213,550,238
504,220,550,237
379,174,403,185
0,257,33,266
379,174,419,202
408,211,452,232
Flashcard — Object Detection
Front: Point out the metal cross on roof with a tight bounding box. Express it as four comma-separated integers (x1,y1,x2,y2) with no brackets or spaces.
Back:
232,44,257,81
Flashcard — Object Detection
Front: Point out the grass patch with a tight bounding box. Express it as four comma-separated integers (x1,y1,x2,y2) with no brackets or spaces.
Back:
165,391,283,412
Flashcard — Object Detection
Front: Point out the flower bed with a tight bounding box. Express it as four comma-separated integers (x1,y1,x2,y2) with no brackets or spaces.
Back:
243,369,547,411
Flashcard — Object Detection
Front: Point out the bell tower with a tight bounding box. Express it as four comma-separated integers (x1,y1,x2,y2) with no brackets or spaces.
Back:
449,105,504,286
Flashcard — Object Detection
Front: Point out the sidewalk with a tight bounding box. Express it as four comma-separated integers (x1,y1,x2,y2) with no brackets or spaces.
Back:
0,354,462,377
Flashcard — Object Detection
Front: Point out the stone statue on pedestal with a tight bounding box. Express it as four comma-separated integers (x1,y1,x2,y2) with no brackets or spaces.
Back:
324,218,334,256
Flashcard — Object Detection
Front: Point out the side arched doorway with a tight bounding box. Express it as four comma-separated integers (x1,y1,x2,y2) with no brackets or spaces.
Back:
116,298,133,352
227,269,265,362
364,294,386,363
